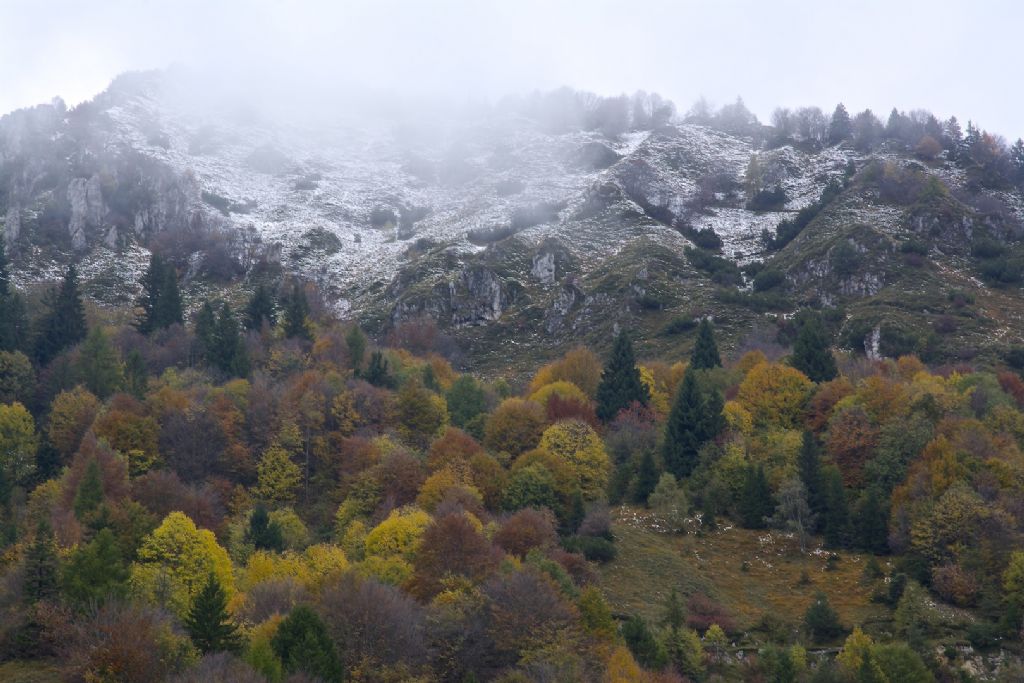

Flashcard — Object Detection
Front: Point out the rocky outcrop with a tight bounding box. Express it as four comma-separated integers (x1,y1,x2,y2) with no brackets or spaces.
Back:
391,264,522,328
531,251,556,284
67,175,104,250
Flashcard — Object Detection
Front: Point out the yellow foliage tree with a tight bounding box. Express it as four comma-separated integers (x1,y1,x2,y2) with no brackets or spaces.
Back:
539,419,610,499
364,507,431,559
130,511,234,618
529,381,589,409
604,645,644,682
255,445,302,505
837,626,874,672
738,362,813,429
529,347,603,398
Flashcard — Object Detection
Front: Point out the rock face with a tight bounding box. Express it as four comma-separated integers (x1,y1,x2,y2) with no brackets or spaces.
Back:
67,175,104,250
391,264,521,328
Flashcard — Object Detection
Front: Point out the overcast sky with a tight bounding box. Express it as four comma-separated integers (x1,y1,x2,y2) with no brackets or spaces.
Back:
2,0,1021,139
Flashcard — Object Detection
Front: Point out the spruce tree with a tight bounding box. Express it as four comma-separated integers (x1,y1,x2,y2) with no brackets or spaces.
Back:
822,466,850,548
283,283,312,340
212,303,249,377
136,254,182,335
661,370,725,479
798,431,825,523
61,527,127,606
123,349,149,399
194,301,217,362
345,325,367,372
245,504,285,552
738,464,773,529
829,103,852,143
663,588,685,632
791,312,837,382
272,605,343,683
0,242,29,353
854,487,889,555
690,319,722,370
364,350,391,388
633,449,660,504
73,458,104,522
245,283,277,330
595,331,649,422
34,264,87,365
185,573,242,654
23,521,59,603
76,327,123,399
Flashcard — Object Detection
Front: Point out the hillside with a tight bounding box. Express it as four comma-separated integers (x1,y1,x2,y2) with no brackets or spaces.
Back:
3,71,1024,372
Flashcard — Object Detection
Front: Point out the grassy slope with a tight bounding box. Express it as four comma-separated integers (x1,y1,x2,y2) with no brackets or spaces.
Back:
598,506,890,644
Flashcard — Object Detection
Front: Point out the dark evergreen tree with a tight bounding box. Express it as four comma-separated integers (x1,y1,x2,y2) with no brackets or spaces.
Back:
61,528,127,607
633,449,660,504
245,504,285,552
282,283,312,340
123,349,149,399
791,312,837,382
822,466,850,548
661,370,724,479
194,301,217,362
345,325,367,372
662,588,685,632
798,431,825,523
621,615,668,670
690,319,722,370
211,303,249,377
562,488,586,535
738,464,773,529
271,605,343,683
185,573,242,654
0,242,29,353
34,264,87,365
829,103,852,143
136,254,183,335
595,331,649,422
76,327,122,399
73,458,104,522
363,350,392,388
244,283,277,330
23,521,59,603
803,592,844,643
446,375,487,428
854,487,890,555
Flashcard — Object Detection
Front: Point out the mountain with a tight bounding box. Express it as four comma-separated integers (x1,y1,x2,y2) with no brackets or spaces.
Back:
3,70,1023,370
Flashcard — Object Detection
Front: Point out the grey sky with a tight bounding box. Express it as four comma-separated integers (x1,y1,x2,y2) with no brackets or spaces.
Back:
2,0,1021,139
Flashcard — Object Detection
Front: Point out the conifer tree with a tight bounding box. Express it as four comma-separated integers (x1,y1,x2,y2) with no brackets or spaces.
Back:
822,466,850,548
633,449,660,504
364,350,391,388
663,588,685,632
244,283,276,330
76,327,123,399
123,349,148,399
798,431,825,523
212,303,249,377
345,325,367,372
185,573,242,654
690,319,722,370
23,521,59,603
245,504,285,552
73,458,104,522
791,312,837,382
595,331,649,422
136,254,183,335
282,283,312,340
61,527,127,606
0,242,29,353
194,301,217,362
661,370,725,479
738,464,773,529
272,605,343,683
34,264,87,365
854,487,889,555
829,103,852,143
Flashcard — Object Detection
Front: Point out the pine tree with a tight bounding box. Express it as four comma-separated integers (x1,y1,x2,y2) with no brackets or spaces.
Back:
194,301,217,362
23,521,59,603
633,449,660,504
791,312,837,382
663,588,685,632
73,458,104,522
123,349,148,399
854,487,889,555
34,264,87,365
345,325,367,372
690,319,722,370
738,464,773,529
61,527,127,606
804,592,843,643
798,431,825,523
661,370,724,479
829,103,852,143
822,466,850,549
282,283,312,340
185,573,242,654
136,254,183,335
364,350,391,387
76,327,123,399
244,283,277,330
595,331,649,422
245,504,285,552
